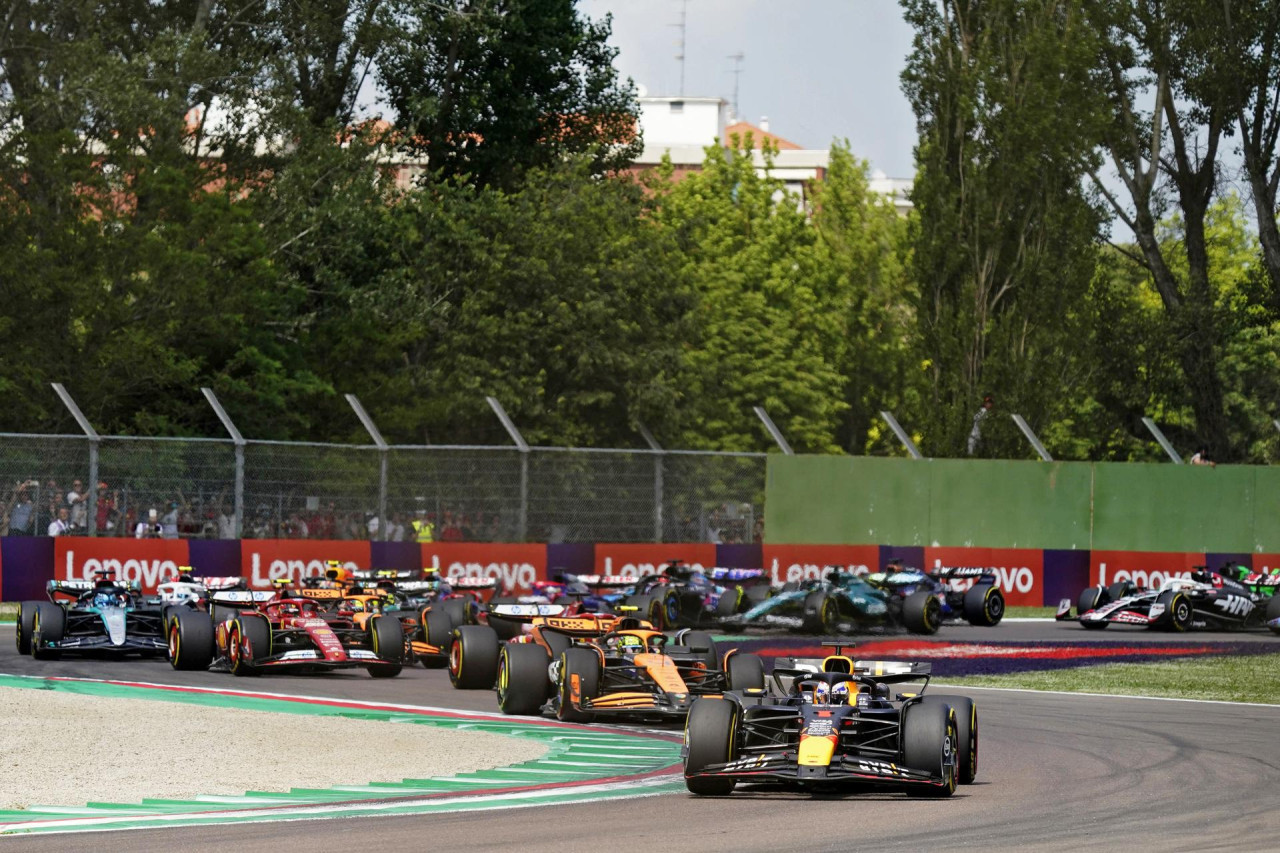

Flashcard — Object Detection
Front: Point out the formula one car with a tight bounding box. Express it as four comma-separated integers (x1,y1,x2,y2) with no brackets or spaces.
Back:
497,619,766,723
17,570,167,660
166,586,405,676
346,568,497,667
1056,567,1280,632
621,561,769,629
152,569,248,628
682,644,977,797
447,604,642,689
864,563,1005,629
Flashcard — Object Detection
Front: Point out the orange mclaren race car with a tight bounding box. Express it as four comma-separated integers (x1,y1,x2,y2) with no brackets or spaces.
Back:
447,604,632,689
495,620,767,723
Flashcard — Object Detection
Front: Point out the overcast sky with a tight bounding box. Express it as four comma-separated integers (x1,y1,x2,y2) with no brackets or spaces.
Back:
576,0,920,178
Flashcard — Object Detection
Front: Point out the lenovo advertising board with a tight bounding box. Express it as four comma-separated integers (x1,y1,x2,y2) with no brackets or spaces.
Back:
239,540,371,589
55,538,191,593
592,543,717,578
421,543,547,594
760,544,880,585
922,547,1044,607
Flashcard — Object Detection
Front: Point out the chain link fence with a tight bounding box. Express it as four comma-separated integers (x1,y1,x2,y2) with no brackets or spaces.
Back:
0,433,766,544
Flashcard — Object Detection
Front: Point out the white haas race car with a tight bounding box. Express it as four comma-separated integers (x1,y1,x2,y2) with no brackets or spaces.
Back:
1056,568,1280,632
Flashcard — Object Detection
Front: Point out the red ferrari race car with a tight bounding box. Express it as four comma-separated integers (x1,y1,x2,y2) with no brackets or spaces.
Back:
166,586,405,677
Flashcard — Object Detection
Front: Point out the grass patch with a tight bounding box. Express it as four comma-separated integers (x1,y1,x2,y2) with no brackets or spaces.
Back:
1003,606,1056,619
940,652,1280,704
0,602,15,623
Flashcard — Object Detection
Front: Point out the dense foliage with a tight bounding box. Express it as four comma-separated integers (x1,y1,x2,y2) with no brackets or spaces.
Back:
1,0,1278,461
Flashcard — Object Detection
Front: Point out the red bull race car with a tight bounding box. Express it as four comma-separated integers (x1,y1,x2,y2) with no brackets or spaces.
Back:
682,644,977,798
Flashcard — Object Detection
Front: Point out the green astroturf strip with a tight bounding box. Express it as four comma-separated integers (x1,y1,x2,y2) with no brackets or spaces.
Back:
941,651,1280,704
0,674,681,835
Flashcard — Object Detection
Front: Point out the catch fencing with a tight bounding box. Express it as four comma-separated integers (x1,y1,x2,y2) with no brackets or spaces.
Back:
0,433,765,544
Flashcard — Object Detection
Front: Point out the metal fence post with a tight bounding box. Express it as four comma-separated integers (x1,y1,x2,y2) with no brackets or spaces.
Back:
52,383,99,536
879,410,924,459
753,406,795,455
486,396,529,541
638,422,664,543
346,394,389,541
1011,414,1054,461
1141,417,1184,464
201,387,246,537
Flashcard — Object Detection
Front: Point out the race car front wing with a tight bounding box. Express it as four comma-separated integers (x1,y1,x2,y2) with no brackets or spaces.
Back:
687,751,948,789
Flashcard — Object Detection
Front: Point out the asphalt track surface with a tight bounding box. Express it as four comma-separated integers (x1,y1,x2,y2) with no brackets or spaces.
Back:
5,620,1280,852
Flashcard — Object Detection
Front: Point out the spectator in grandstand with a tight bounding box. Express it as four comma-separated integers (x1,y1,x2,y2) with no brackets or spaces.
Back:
4,484,36,536
483,514,501,542
285,512,309,539
753,517,764,544
386,512,406,542
439,510,463,542
66,480,88,532
136,508,164,539
217,503,236,539
160,500,181,539
48,506,71,537
1189,445,1216,467
459,513,476,541
95,483,119,533
308,502,337,540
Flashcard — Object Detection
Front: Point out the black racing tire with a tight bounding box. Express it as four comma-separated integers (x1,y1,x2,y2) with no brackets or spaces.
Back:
168,610,215,671
1079,619,1110,630
1077,586,1108,616
421,609,454,668
726,653,765,691
16,600,39,655
715,588,744,618
229,614,271,676
1108,581,1137,601
1156,590,1193,632
449,625,500,689
902,590,943,635
210,603,242,625
926,695,977,784
368,614,405,677
498,643,552,715
1268,595,1280,636
802,591,839,634
541,630,571,663
684,698,738,795
30,603,66,660
623,594,654,625
963,585,1005,627
680,630,719,670
745,584,772,607
487,615,524,642
902,699,958,797
556,647,601,723
441,597,469,627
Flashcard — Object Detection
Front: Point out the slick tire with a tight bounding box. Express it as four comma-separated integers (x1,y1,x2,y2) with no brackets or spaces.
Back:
16,600,40,655
498,643,552,715
715,588,744,618
367,614,405,677
683,698,738,795
556,647,600,723
449,625,500,689
441,597,470,628
745,584,772,607
1077,586,1109,617
229,615,271,676
1108,581,1137,601
962,585,1005,627
679,630,719,670
169,610,215,671
30,603,65,661
210,604,242,626
902,700,958,797
726,653,765,692
1156,590,1193,632
925,695,977,784
1268,596,1280,636
421,609,454,668
802,591,839,635
902,590,943,635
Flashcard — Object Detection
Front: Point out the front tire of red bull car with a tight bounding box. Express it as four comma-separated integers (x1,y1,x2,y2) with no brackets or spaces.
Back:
902,699,958,797
684,697,739,795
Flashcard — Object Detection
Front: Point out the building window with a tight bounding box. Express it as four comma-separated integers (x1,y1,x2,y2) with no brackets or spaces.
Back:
670,101,684,114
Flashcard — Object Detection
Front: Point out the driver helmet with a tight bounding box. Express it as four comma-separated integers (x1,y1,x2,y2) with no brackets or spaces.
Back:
615,634,644,653
279,602,300,615
93,592,117,609
811,681,830,705
346,598,365,612
830,681,851,705
325,562,351,584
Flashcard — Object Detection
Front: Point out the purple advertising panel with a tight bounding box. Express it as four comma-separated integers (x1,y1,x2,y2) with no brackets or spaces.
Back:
1206,553,1253,573
1,537,54,602
879,546,925,573
715,544,763,569
371,541,424,572
187,540,242,578
546,543,593,580
1043,549,1090,606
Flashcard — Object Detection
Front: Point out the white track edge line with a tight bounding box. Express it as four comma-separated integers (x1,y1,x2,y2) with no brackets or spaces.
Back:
931,682,1280,708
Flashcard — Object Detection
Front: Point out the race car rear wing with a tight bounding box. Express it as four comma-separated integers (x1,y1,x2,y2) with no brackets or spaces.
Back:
569,574,636,589
452,577,498,589
708,567,765,583
489,603,566,620
209,590,276,606
298,588,343,601
200,576,248,591
932,566,998,582
47,579,141,599
352,568,418,583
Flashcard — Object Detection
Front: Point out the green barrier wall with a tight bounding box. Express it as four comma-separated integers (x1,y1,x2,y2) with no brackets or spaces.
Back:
766,455,1280,552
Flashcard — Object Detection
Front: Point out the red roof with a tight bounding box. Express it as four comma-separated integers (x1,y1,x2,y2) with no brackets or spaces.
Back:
724,121,801,150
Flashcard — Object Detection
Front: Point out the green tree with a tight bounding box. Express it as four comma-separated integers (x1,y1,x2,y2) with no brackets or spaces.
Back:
901,0,1106,457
